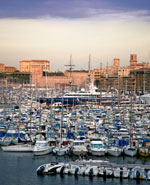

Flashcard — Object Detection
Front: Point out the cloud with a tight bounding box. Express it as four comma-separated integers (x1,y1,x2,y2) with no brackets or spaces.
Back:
0,0,150,70
0,15,150,71
0,0,150,20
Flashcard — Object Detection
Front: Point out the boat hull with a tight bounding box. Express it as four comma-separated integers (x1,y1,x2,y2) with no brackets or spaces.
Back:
34,147,52,156
2,144,33,152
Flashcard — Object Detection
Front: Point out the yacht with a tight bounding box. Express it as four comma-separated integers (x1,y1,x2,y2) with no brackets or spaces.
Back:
53,145,70,156
39,83,117,106
33,140,53,156
71,140,88,156
88,140,106,156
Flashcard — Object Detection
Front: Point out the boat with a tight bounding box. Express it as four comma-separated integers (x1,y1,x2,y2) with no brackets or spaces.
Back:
1,143,33,152
88,140,106,156
84,166,99,176
123,145,137,157
107,146,122,157
0,136,12,146
124,95,137,157
147,170,150,180
103,166,114,177
139,147,149,157
130,166,147,180
38,83,117,106
33,140,53,156
52,101,70,156
71,140,88,156
63,164,79,175
113,167,130,178
53,145,70,156
36,162,64,175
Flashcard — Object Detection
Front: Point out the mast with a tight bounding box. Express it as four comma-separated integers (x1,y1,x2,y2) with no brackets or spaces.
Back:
88,54,91,84
60,98,64,144
45,63,48,97
118,74,121,106
130,92,134,146
99,62,102,106
65,54,75,89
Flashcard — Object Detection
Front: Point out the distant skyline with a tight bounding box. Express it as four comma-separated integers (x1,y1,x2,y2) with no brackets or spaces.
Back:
0,0,150,71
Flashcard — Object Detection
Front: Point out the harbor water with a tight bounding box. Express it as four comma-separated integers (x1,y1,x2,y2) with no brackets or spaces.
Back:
0,148,150,185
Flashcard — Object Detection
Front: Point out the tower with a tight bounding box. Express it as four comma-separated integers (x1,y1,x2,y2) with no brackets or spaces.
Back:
113,58,120,67
130,54,137,66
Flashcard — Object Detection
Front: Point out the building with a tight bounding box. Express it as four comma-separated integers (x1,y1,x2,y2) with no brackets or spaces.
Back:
5,66,17,73
31,65,88,89
20,60,50,73
90,54,150,94
0,63,5,72
0,63,17,73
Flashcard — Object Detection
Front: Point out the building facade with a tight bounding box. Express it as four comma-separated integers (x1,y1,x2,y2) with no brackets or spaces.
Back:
20,60,50,73
5,66,17,73
90,54,150,94
31,66,88,89
0,63,5,72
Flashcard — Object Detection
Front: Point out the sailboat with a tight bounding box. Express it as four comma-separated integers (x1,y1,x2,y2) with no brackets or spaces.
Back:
1,85,34,152
52,99,70,156
124,94,137,157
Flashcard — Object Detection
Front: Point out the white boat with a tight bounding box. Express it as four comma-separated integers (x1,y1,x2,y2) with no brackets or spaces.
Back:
1,143,33,152
37,162,64,175
113,167,130,178
104,167,114,177
33,140,53,156
78,165,87,175
63,164,79,175
53,145,70,156
124,95,137,157
123,146,137,157
147,170,150,180
71,140,88,156
0,137,12,146
84,166,99,176
88,140,106,156
99,166,105,176
107,146,122,157
130,166,147,180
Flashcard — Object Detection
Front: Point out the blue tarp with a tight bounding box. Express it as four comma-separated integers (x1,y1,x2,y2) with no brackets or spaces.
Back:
118,140,128,146
79,136,85,140
115,125,122,129
5,133,24,138
67,132,75,139
22,114,27,117
108,133,113,138
78,131,85,136
113,119,120,122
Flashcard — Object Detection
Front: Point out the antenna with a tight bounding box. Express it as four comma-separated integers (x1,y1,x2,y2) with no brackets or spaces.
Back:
65,54,75,88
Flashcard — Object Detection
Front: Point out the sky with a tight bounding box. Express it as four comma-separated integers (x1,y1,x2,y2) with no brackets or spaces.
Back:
0,0,150,71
